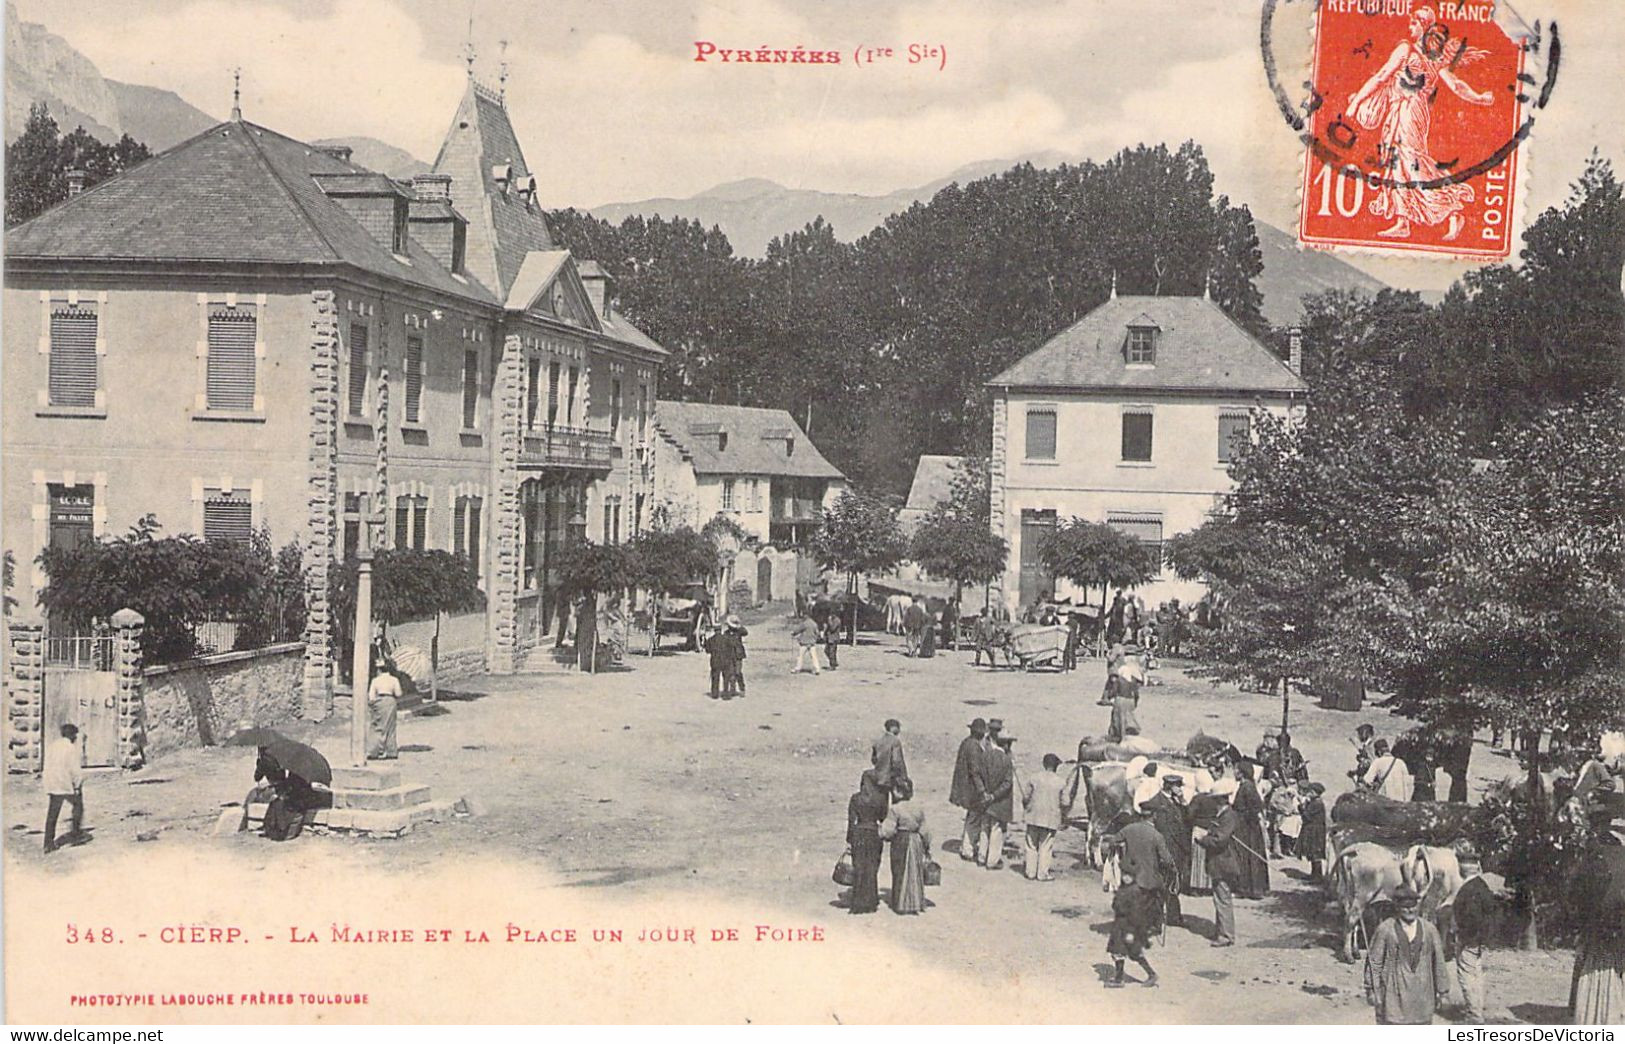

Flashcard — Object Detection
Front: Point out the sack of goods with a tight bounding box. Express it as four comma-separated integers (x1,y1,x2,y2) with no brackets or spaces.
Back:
1329,791,1482,847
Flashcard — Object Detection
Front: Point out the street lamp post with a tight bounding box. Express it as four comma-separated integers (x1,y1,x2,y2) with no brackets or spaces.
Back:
350,549,373,768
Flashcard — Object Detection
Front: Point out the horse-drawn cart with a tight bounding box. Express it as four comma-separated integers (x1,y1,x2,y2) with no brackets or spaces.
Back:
1006,623,1069,671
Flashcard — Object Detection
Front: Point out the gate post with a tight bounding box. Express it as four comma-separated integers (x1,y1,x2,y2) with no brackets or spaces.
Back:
4,619,45,774
111,608,146,770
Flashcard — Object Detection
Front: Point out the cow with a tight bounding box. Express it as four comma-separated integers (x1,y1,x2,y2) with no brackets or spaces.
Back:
1330,842,1405,963
1402,844,1464,922
1064,759,1131,869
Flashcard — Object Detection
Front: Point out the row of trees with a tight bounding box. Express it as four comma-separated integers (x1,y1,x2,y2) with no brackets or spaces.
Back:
548,142,1267,493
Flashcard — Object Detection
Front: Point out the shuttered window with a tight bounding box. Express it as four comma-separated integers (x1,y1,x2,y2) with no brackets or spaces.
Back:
1025,409,1057,460
453,496,483,565
462,349,479,429
1218,412,1251,462
1121,411,1153,462
206,308,257,411
546,362,561,426
203,489,253,545
611,379,622,438
526,357,542,429
721,479,735,511
347,322,369,417
49,305,99,408
404,335,424,423
467,498,482,572
395,495,427,551
1108,512,1163,571
566,366,579,424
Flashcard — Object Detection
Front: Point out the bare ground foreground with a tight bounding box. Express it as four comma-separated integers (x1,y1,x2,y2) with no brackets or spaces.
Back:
2,607,1579,1024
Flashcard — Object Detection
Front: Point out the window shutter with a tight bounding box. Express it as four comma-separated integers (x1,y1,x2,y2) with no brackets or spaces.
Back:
1218,413,1250,462
463,349,479,428
395,501,411,549
404,335,424,423
1107,512,1163,569
526,357,542,429
413,499,427,551
1026,410,1057,459
49,306,98,407
611,379,622,437
468,499,482,568
454,498,468,556
347,323,369,417
547,362,561,426
1121,412,1153,461
203,491,253,545
206,309,257,411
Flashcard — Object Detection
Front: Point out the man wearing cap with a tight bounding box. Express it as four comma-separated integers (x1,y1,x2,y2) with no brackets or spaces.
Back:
1023,753,1069,881
1197,782,1242,946
42,723,85,854
1112,806,1178,939
979,734,1017,870
1449,843,1498,1022
872,719,908,790
950,719,989,862
1144,775,1191,925
1364,883,1451,1024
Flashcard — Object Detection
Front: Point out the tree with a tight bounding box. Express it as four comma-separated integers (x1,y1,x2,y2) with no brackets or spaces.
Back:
554,542,636,671
907,456,1006,606
626,525,720,596
812,490,907,641
1037,519,1158,624
6,103,150,227
330,549,485,694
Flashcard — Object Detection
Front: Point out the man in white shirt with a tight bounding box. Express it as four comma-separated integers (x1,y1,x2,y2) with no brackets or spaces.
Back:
42,723,85,853
1364,739,1414,801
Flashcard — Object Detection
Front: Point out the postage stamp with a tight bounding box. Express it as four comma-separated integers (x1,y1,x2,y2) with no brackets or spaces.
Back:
1297,1,1536,259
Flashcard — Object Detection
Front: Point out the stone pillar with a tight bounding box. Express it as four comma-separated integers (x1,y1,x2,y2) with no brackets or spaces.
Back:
303,290,340,720
989,391,1010,609
4,620,45,773
110,608,145,770
489,334,524,674
374,367,391,549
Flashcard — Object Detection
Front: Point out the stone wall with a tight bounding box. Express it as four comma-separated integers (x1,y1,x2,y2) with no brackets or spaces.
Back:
389,608,487,684
302,289,339,719
4,621,44,773
141,642,304,760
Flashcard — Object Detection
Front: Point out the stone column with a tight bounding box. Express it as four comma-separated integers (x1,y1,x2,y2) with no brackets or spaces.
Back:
110,608,145,770
302,289,340,720
989,391,1010,609
374,367,391,549
489,334,524,674
4,619,44,773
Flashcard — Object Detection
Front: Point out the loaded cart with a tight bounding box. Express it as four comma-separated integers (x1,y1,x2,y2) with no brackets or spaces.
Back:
1006,623,1070,671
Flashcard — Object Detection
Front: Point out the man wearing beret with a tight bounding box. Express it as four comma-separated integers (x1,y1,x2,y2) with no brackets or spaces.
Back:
1364,884,1451,1024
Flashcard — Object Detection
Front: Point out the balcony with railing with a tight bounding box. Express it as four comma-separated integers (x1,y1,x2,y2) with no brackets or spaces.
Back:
520,424,614,471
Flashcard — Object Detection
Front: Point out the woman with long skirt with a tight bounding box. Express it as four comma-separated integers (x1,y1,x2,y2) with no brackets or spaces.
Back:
881,777,932,915
1570,810,1625,1024
1230,761,1271,899
846,769,890,915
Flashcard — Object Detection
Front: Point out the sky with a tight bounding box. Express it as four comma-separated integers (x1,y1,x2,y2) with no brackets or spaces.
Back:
12,0,1624,290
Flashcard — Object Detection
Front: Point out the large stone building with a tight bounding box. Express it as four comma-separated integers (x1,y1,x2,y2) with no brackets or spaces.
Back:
2,76,665,717
650,402,845,547
987,292,1305,612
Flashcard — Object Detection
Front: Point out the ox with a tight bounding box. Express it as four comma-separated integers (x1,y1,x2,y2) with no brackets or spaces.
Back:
1330,842,1404,963
1402,845,1464,922
1064,761,1130,868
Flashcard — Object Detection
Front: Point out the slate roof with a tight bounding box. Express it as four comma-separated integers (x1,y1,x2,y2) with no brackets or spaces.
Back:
654,401,844,479
903,455,968,514
5,119,498,305
504,250,573,311
988,295,1306,395
430,80,557,299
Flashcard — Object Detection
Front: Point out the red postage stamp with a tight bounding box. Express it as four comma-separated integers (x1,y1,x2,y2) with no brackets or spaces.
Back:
1299,1,1529,259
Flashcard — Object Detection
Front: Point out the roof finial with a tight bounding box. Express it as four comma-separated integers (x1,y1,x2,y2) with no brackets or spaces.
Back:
1109,269,1118,299
464,8,476,77
498,39,509,102
230,67,242,121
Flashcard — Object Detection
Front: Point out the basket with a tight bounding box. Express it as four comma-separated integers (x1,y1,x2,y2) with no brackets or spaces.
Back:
923,860,942,887
832,849,855,886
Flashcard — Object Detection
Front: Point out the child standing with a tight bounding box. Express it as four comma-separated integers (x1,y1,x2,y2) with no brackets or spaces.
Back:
822,610,842,670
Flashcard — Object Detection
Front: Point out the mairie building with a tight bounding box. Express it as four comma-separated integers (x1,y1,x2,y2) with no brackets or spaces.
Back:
2,76,667,710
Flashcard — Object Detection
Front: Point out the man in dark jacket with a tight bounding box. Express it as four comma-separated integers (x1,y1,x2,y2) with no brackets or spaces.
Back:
1114,810,1178,935
979,734,1016,870
1144,776,1192,925
1449,844,1498,1022
1199,791,1243,947
950,718,989,863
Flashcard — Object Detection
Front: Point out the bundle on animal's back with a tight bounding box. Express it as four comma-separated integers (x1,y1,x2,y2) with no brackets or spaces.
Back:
1330,791,1481,847
1186,730,1241,765
1076,735,1162,763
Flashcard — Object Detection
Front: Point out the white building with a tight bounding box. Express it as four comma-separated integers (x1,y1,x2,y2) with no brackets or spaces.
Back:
987,293,1305,612
651,401,846,546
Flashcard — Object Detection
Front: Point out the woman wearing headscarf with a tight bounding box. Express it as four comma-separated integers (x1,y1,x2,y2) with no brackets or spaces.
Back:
1231,760,1272,899
880,777,932,915
845,769,891,915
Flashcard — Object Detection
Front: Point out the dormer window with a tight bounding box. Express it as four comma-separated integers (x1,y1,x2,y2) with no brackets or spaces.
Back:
1127,326,1157,365
717,431,729,452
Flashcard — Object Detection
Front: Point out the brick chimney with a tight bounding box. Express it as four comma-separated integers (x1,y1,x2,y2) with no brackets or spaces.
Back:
410,173,453,201
1287,326,1304,376
65,169,87,198
406,175,466,274
578,261,614,319
314,144,353,164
